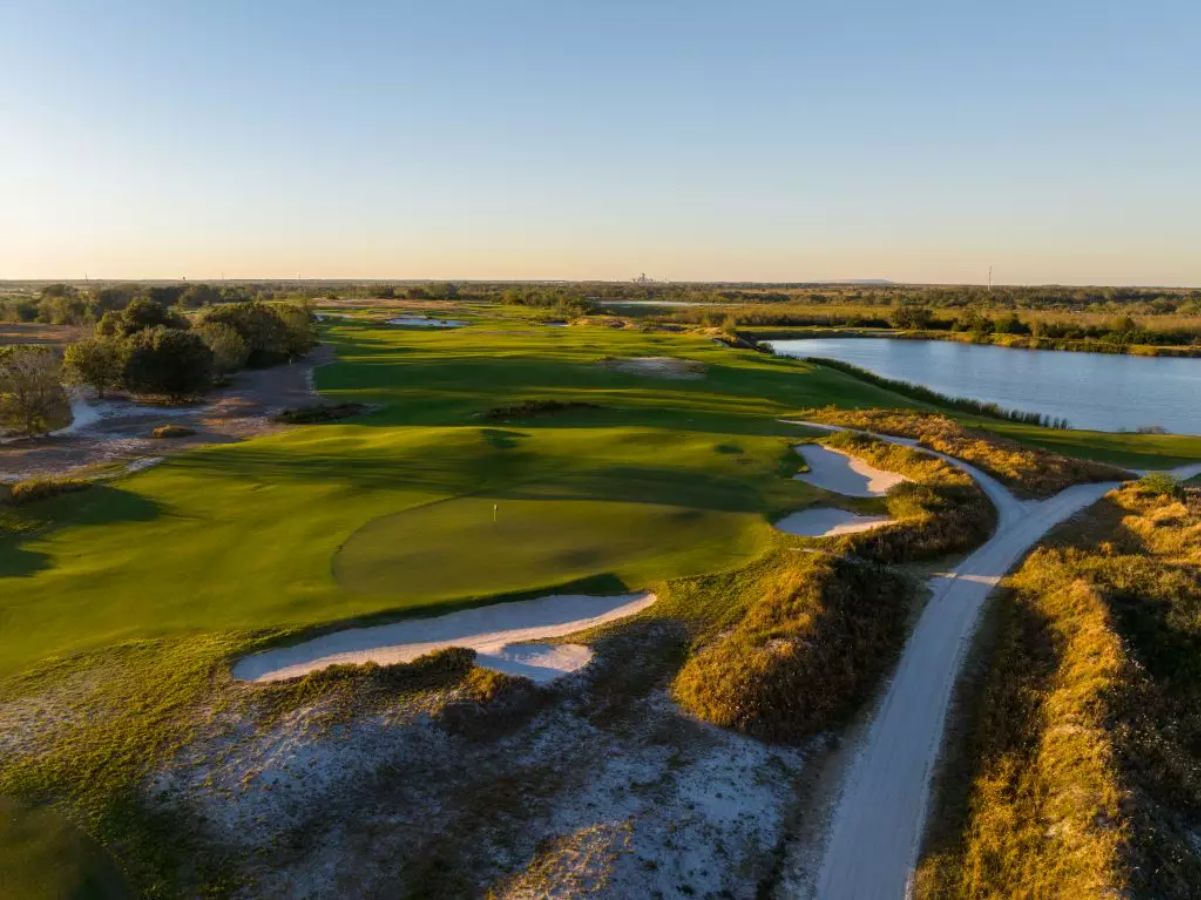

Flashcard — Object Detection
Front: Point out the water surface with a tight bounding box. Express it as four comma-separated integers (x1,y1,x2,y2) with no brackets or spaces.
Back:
769,337,1201,434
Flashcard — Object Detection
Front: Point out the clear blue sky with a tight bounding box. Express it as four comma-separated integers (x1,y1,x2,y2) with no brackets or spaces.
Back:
2,1,1198,284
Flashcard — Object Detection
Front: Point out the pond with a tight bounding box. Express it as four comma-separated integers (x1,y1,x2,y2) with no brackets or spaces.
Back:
768,337,1201,434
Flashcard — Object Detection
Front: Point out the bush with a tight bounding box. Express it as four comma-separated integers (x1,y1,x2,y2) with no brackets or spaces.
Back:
150,424,196,439
274,402,366,424
122,328,213,399
673,556,911,742
804,408,1130,498
63,337,125,398
1136,471,1182,499
4,477,91,506
96,298,186,337
482,399,601,420
0,346,70,436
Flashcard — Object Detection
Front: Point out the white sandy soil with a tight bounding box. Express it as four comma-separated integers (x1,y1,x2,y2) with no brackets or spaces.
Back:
793,443,910,497
233,591,657,684
774,507,892,537
600,356,705,379
386,316,464,328
784,421,1201,900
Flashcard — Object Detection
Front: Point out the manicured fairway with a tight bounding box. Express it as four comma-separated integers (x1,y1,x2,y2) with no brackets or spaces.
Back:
4,312,1201,681
0,797,128,899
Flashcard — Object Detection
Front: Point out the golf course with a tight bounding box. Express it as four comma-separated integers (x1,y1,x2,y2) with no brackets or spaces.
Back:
4,303,1201,897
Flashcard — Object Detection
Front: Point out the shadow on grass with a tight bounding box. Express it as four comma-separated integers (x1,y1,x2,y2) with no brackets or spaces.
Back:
0,486,163,579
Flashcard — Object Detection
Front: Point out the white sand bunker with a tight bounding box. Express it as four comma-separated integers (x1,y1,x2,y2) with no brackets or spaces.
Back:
233,591,657,685
601,357,705,379
774,507,892,537
793,444,909,498
387,316,464,328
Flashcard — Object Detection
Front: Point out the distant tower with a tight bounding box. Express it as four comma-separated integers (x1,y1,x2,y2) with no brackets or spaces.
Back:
987,265,993,292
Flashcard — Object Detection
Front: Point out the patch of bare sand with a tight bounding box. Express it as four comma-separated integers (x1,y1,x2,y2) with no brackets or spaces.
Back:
0,344,334,481
599,356,706,379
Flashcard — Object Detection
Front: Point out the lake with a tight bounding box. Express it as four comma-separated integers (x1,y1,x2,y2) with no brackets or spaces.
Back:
768,337,1201,434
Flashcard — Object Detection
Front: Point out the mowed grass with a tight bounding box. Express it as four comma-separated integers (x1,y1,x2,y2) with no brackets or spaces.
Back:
0,797,128,899
0,317,898,678
3,314,1200,681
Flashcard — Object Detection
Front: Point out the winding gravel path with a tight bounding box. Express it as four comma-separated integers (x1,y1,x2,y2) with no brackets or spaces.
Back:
790,420,1201,899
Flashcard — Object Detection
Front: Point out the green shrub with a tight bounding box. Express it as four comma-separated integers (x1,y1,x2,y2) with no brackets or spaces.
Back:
274,402,366,424
122,327,213,399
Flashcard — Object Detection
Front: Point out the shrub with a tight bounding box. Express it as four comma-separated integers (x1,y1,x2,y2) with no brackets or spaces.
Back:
1136,471,1182,499
198,302,313,367
95,298,186,337
5,477,91,506
804,408,1130,498
482,399,601,420
150,424,196,439
673,556,911,742
122,327,214,399
274,402,366,424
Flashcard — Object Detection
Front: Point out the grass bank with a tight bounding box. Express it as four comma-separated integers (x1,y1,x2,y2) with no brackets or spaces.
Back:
917,481,1201,898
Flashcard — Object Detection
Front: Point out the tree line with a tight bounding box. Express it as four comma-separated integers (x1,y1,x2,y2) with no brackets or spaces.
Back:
0,300,316,436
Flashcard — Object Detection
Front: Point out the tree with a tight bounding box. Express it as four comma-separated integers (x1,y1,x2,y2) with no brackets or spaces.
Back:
97,298,187,337
122,328,213,399
271,302,317,358
63,337,125,398
178,283,221,308
891,306,935,330
197,303,290,366
195,321,249,374
0,347,70,436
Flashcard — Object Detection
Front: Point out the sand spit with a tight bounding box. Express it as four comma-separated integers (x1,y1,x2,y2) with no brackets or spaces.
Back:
774,507,892,537
233,591,657,684
793,443,909,497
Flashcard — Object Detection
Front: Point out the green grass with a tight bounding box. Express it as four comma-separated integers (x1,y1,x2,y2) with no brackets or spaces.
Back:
0,796,129,899
3,309,1201,894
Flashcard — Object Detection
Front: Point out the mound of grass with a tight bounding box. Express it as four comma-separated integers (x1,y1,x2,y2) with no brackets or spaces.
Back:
804,407,1131,498
821,431,995,562
3,477,91,507
672,554,910,742
918,484,1201,898
150,424,196,439
482,399,601,420
274,401,367,424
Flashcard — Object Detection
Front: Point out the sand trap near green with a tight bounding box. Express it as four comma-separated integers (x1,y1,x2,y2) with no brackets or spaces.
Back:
234,590,657,683
334,495,765,602
774,507,892,537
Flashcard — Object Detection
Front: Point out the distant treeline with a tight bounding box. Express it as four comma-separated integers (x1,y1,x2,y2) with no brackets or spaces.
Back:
801,356,1069,428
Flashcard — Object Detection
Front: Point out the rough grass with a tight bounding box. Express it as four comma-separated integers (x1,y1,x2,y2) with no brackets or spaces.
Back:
672,553,910,742
673,433,991,743
917,484,1201,898
149,424,195,439
3,477,91,507
804,407,1131,498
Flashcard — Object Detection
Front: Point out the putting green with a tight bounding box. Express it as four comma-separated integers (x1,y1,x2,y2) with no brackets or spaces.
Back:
334,494,768,600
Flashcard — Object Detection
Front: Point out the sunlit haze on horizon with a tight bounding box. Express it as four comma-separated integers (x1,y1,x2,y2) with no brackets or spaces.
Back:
2,1,1199,285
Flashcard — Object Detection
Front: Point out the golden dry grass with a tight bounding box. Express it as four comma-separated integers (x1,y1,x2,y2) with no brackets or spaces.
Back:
805,407,1130,498
917,483,1201,899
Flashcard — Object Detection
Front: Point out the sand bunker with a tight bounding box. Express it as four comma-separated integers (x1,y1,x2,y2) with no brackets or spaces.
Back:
774,507,892,537
793,444,909,497
233,591,657,685
600,357,705,379
387,316,465,328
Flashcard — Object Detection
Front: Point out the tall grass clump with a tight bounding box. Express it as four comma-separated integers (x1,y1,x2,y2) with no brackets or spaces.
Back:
672,554,910,742
805,407,1131,498
917,484,1201,898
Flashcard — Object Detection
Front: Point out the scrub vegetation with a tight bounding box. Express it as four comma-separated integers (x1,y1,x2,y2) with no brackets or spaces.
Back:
802,407,1131,498
1,300,1199,896
917,480,1201,899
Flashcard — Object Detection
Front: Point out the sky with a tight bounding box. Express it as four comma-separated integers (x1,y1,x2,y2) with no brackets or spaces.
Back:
1,1,1199,285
